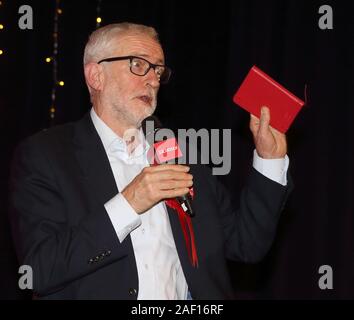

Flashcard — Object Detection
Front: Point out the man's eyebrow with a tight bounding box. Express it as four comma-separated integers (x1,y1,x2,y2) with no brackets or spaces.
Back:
131,53,164,65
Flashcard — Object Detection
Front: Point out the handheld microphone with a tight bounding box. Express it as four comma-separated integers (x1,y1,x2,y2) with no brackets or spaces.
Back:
141,116,195,217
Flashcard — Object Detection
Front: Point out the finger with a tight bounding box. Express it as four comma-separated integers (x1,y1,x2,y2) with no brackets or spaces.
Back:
160,188,191,199
259,106,270,135
148,164,190,172
251,114,260,122
269,124,283,137
155,171,193,182
159,179,194,190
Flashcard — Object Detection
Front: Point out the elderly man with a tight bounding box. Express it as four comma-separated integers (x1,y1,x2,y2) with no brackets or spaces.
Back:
10,23,291,300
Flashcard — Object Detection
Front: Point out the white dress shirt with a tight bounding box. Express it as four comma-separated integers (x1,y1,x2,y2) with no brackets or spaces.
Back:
90,108,289,300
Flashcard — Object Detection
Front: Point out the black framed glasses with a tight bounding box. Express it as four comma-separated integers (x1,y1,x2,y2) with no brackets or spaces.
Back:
97,55,172,84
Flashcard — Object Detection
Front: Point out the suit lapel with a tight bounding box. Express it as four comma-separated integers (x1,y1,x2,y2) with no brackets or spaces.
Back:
73,112,118,205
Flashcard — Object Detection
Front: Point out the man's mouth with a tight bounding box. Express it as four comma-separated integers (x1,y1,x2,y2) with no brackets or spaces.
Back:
137,95,153,105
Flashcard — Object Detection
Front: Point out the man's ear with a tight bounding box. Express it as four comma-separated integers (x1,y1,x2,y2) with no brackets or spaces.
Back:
84,62,104,92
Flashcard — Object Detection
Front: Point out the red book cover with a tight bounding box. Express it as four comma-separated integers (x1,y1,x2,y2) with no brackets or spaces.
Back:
233,66,305,133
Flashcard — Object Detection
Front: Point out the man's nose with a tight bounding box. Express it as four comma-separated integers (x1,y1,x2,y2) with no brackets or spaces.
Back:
145,67,160,88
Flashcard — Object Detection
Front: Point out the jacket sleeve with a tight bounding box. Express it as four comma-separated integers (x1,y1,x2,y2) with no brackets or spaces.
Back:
208,167,293,263
9,138,131,297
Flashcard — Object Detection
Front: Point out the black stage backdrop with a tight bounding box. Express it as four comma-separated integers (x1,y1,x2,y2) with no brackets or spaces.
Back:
0,0,353,299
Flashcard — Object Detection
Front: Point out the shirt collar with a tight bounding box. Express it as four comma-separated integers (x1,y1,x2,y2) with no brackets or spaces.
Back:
90,107,124,153
90,107,149,163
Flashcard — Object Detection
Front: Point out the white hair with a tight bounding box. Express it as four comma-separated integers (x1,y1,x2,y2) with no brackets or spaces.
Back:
83,22,160,65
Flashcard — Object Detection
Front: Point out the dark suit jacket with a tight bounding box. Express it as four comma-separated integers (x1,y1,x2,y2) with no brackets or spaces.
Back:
9,112,291,299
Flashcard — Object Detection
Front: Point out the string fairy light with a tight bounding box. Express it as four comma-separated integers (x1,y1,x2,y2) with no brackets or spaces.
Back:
96,0,102,28
48,0,64,123
45,1,103,123
0,0,4,56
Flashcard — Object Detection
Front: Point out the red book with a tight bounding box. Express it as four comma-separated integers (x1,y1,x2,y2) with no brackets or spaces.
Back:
233,66,304,133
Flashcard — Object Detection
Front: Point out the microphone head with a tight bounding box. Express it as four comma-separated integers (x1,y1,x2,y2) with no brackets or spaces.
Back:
142,115,184,165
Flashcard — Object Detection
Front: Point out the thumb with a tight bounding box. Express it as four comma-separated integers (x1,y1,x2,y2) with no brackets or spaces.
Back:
259,106,270,135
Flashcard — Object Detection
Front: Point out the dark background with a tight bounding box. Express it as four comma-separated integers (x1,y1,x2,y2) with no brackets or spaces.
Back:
1,0,353,299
